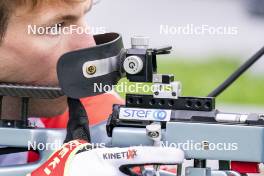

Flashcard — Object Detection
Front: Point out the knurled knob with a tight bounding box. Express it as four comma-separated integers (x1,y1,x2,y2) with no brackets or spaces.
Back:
131,36,149,49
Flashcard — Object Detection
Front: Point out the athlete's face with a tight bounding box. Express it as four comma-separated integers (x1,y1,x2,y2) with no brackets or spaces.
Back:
0,0,96,117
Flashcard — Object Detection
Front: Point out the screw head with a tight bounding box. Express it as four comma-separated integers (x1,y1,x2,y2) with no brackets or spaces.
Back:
202,141,210,150
148,131,159,138
172,92,177,96
86,65,96,75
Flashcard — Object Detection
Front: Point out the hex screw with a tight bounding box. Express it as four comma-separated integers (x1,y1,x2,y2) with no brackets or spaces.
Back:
86,65,96,75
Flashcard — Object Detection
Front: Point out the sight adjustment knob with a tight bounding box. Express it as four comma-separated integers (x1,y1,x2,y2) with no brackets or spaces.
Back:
123,56,144,75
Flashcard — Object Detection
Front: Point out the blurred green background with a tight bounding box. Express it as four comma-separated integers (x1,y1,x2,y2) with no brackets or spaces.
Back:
116,57,264,106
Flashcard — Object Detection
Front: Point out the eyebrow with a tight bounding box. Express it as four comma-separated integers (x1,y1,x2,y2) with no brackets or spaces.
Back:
41,1,93,26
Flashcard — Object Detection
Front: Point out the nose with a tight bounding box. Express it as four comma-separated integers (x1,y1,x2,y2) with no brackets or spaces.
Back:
67,22,96,51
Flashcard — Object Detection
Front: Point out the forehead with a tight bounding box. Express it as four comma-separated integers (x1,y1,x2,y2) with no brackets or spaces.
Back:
11,0,92,24
15,0,91,10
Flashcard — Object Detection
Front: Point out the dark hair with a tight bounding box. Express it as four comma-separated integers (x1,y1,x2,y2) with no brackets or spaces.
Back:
0,1,10,43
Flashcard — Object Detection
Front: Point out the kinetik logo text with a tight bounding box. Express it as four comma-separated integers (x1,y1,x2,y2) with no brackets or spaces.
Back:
103,149,137,160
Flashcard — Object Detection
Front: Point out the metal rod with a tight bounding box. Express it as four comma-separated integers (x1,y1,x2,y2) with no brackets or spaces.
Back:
208,46,264,97
21,97,29,127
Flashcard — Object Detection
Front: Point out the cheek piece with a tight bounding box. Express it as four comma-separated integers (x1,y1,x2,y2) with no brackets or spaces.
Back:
57,32,125,99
